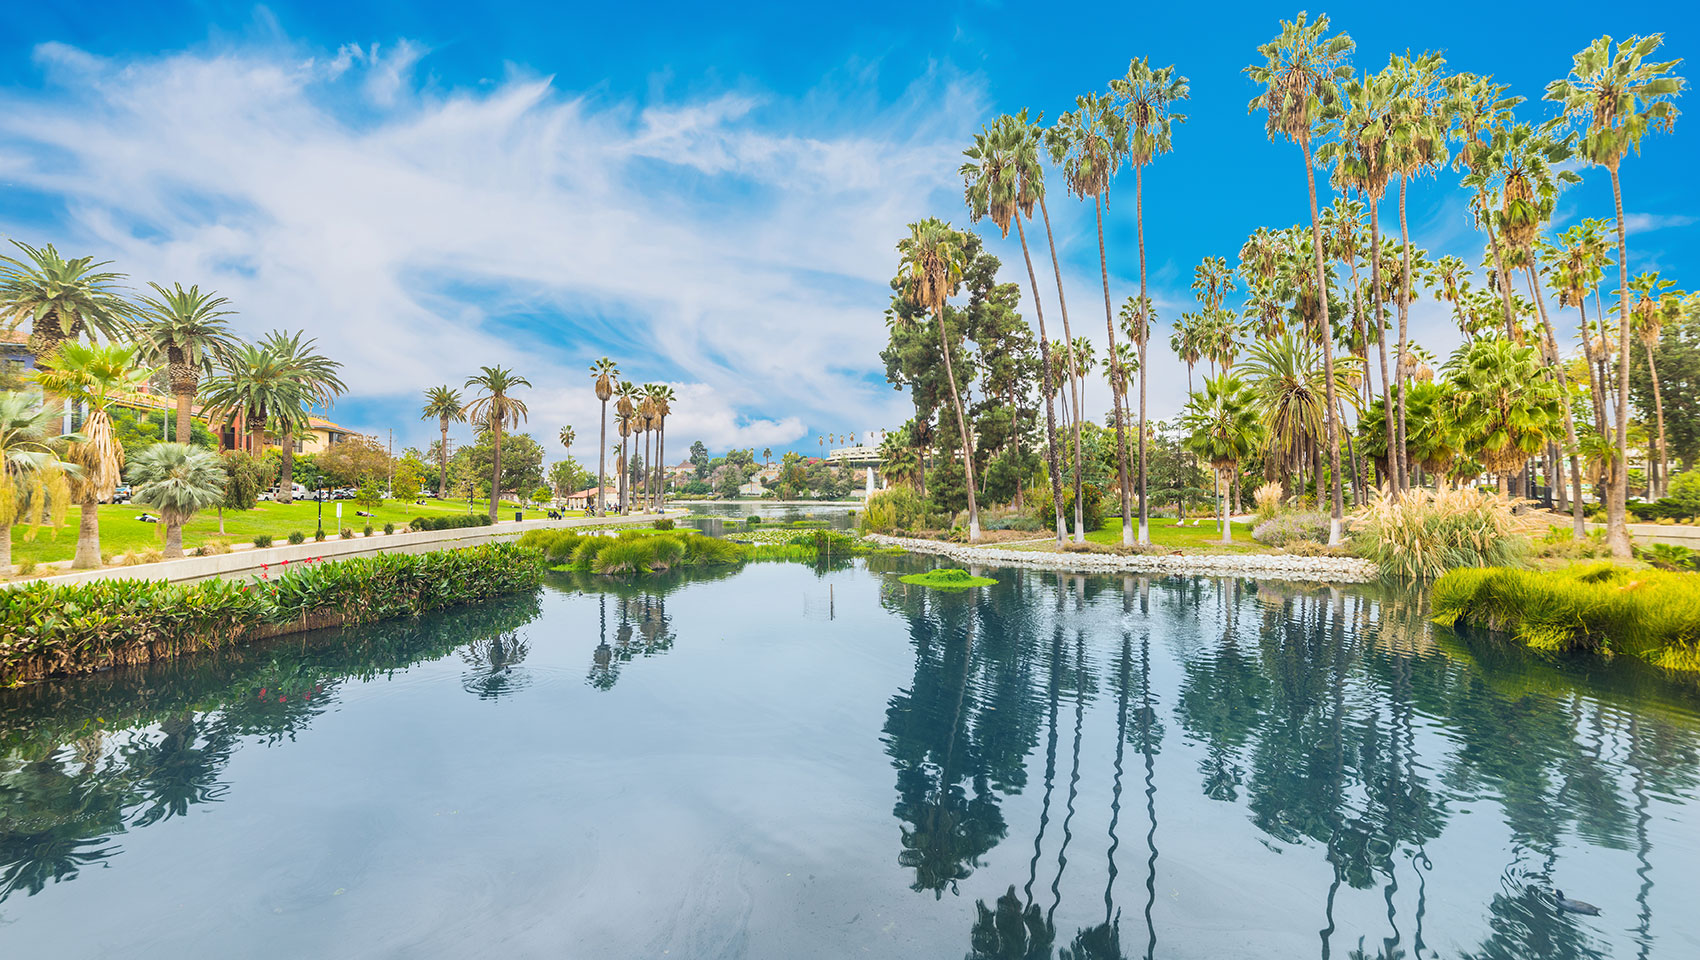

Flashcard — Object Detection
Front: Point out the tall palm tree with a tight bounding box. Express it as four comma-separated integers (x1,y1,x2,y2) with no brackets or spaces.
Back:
464,366,531,519
1446,337,1565,495
0,392,76,576
30,343,154,568
895,218,981,542
613,380,639,514
0,242,132,425
1029,118,1090,541
133,282,239,444
1169,313,1205,395
200,343,292,458
1547,34,1685,558
261,331,344,504
638,386,658,510
962,111,1066,544
126,443,227,558
650,384,675,510
1112,57,1189,545
1245,11,1353,545
590,358,619,516
422,386,465,499
1179,374,1264,543
1628,273,1682,498
1051,94,1134,545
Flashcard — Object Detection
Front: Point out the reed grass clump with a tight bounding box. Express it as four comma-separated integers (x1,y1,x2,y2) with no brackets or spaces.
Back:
1354,486,1538,579
1253,481,1284,522
1432,562,1700,671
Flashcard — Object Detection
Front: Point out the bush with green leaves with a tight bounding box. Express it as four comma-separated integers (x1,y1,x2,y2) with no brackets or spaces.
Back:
253,534,274,548
314,529,327,542
1,542,546,683
288,531,306,545
363,524,374,537
861,487,936,533
409,513,495,531
341,527,355,540
383,522,395,535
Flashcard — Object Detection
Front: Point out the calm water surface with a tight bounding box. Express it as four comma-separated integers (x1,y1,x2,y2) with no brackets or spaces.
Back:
3,557,1698,959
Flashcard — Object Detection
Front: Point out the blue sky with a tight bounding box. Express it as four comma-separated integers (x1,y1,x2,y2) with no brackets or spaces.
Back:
1,1,1694,460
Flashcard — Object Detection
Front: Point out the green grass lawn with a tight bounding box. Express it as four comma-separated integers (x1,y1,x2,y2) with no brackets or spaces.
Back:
8,498,585,566
1074,516,1265,554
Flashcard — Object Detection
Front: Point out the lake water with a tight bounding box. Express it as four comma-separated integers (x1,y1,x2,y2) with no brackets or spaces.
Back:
3,556,1697,959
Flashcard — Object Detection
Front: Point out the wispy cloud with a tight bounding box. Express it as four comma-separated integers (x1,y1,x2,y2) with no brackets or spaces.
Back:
1622,212,1695,235
0,36,984,454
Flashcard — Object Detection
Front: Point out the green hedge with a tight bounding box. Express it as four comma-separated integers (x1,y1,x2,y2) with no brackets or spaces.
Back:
1,542,545,685
408,513,495,531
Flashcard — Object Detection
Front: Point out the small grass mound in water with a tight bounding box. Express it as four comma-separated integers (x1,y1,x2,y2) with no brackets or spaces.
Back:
900,567,997,589
1431,562,1700,672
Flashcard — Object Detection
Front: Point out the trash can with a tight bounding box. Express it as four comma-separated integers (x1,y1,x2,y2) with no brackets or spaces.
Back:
515,511,523,522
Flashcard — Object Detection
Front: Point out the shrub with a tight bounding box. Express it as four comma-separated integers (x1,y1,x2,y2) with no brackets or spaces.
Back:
1432,562,1700,671
862,487,934,534
746,515,763,526
341,527,355,540
1640,542,1700,571
253,534,274,548
363,524,374,537
899,567,997,589
1253,510,1330,546
288,531,306,545
1026,483,1105,534
15,559,37,576
1669,471,1700,517
1353,487,1538,579
199,539,233,556
0,542,547,684
1253,481,1284,522
141,548,165,564
654,518,675,531
315,529,327,542
1281,540,1331,556
594,534,688,574
516,528,590,565
384,522,395,535
1533,526,1610,560
409,513,495,532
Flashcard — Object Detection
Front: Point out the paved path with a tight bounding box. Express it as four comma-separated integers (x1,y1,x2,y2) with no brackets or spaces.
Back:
1532,510,1700,547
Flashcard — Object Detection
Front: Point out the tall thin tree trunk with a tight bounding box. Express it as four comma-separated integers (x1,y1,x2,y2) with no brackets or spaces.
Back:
936,308,981,541
597,399,608,517
1396,178,1416,495
1644,340,1669,502
1606,166,1633,559
438,418,450,498
1135,164,1150,544
175,391,193,448
1039,195,1086,542
1303,139,1346,545
278,424,295,504
1482,203,1520,340
1527,266,1588,538
164,519,184,558
489,424,503,520
1,525,12,578
1368,205,1399,496
72,498,101,569
1095,195,1134,546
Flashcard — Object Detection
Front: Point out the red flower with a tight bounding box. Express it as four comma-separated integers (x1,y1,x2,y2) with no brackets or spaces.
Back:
279,696,287,702
260,688,267,696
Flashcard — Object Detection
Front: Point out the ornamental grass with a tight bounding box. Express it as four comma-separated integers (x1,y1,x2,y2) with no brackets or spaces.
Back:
1353,486,1539,580
1432,562,1700,672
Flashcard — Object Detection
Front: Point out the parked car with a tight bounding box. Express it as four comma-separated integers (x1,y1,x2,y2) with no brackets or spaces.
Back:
104,485,133,505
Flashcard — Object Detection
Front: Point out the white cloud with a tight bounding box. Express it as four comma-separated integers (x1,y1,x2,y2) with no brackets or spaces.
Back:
0,36,979,454
1622,212,1696,235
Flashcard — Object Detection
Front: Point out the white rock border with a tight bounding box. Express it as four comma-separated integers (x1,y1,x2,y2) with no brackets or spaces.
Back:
864,534,1380,584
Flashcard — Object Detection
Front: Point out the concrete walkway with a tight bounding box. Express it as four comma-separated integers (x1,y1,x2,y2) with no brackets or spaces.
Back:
1532,510,1700,547
16,511,674,588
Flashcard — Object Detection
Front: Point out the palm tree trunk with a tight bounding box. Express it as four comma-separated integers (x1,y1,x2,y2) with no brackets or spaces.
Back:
936,307,981,542
1038,194,1087,542
489,424,503,520
277,424,295,504
219,505,226,535
1367,207,1399,495
1482,206,1520,339
1303,139,1346,545
164,519,184,558
438,417,450,498
1135,164,1151,544
1396,178,1416,496
72,498,101,569
1218,468,1231,543
657,417,667,511
597,400,608,517
1094,195,1134,546
1576,299,1607,437
1606,165,1633,559
175,391,194,448
1644,340,1669,502
1526,266,1588,538
0,524,11,578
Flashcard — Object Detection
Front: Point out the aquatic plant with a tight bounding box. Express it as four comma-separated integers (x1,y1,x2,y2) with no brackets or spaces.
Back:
899,567,997,589
1432,562,1700,671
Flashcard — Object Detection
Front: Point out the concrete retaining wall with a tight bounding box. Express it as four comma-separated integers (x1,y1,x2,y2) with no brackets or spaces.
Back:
866,534,1381,583
21,512,672,588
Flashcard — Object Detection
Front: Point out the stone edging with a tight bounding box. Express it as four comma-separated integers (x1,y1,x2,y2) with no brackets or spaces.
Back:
863,534,1381,583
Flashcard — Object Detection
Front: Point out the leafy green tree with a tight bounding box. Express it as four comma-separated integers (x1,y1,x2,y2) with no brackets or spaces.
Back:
470,430,543,505
126,443,227,557
1630,295,1700,469
319,435,391,487
199,343,293,458
0,391,75,575
393,451,429,500
1180,374,1265,542
689,439,710,480
1445,337,1565,494
355,478,385,514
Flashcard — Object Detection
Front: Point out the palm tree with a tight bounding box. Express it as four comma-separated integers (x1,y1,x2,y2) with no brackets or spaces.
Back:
962,111,1066,544
126,443,227,558
638,385,659,510
464,366,531,519
1179,374,1264,543
1245,11,1353,545
422,386,465,499
1628,273,1683,498
1240,332,1337,500
200,344,292,458
0,242,132,425
613,380,639,514
0,392,76,576
1112,57,1189,544
30,343,154,568
896,218,981,541
1169,313,1205,394
590,358,618,516
1052,94,1135,545
1446,337,1565,495
650,385,675,510
133,283,239,444
261,331,344,504
1547,34,1685,557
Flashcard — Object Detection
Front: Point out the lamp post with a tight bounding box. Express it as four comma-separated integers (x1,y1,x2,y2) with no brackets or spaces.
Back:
466,477,474,514
316,483,324,535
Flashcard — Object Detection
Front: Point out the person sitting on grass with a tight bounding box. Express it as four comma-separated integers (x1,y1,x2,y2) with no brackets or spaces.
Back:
136,513,160,523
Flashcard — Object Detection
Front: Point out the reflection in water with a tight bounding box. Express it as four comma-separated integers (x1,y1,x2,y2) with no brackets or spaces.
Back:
0,593,542,904
1,562,1699,959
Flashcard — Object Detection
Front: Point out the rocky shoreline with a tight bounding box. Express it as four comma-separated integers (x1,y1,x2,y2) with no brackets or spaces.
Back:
864,534,1381,583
